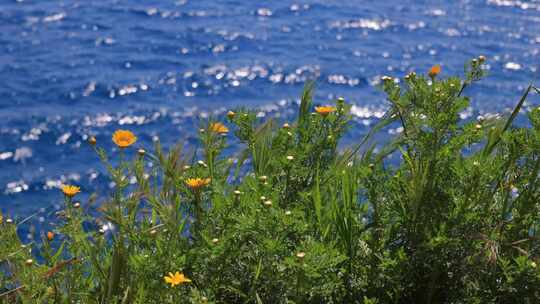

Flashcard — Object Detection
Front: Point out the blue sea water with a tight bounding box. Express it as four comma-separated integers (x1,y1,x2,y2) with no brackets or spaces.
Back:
1,0,540,234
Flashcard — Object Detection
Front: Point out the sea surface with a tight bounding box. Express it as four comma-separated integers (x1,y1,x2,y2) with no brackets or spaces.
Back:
1,0,540,235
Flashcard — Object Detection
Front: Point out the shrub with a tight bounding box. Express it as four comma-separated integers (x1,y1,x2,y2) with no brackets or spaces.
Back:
1,58,540,303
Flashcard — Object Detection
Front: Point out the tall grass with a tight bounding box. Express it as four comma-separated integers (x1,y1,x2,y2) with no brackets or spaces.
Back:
1,58,540,303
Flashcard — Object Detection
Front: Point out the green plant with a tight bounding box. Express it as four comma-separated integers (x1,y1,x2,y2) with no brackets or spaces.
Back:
1,57,539,303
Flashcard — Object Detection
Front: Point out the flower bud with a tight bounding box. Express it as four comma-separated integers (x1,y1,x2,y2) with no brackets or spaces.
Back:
286,155,294,161
296,252,306,259
212,238,219,244
263,200,272,207
478,55,486,63
226,111,236,119
47,231,54,241
47,286,55,296
137,148,146,156
282,123,291,129
25,259,34,266
428,65,441,78
88,136,97,146
73,202,81,209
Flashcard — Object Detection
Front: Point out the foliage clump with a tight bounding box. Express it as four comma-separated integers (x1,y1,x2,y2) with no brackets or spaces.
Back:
1,58,540,303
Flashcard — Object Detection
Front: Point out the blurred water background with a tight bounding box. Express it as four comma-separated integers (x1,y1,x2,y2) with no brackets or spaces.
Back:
1,0,540,236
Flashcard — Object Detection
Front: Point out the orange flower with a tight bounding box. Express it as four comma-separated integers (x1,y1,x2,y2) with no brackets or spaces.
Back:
428,65,441,78
47,231,55,241
62,185,80,197
112,130,137,148
209,122,229,134
164,271,191,287
314,106,336,117
186,177,211,191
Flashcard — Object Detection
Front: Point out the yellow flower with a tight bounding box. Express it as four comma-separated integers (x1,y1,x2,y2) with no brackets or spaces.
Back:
164,271,191,287
62,185,80,197
186,177,211,191
209,122,229,134
428,64,441,78
314,106,336,117
112,130,137,148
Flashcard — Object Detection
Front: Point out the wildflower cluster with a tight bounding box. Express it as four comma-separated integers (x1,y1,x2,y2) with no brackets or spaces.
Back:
1,59,540,303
